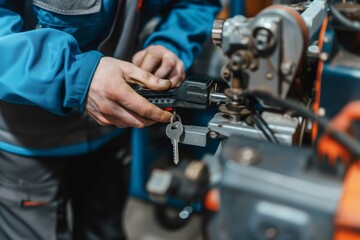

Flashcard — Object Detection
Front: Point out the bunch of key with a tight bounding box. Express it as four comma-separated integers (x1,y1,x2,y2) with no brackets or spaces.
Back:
166,114,184,164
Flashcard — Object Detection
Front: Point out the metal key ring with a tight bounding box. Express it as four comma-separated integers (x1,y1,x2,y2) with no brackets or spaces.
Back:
170,114,182,124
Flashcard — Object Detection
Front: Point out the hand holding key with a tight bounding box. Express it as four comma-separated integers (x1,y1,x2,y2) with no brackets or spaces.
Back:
166,114,184,164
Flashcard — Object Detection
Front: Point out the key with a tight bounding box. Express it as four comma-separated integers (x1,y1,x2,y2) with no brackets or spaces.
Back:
166,121,183,164
166,115,183,164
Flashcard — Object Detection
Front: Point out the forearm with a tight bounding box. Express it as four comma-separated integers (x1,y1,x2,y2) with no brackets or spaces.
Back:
0,8,102,115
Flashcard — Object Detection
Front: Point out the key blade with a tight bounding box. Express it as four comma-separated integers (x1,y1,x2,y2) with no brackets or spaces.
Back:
173,139,179,165
165,121,184,165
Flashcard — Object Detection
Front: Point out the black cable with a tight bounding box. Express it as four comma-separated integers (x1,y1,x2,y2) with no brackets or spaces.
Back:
252,111,279,144
243,90,360,158
328,3,360,32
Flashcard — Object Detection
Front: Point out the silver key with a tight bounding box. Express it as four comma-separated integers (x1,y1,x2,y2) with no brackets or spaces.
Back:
166,115,183,164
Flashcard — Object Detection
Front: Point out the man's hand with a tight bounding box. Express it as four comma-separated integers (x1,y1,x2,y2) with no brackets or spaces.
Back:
85,57,173,128
132,45,185,87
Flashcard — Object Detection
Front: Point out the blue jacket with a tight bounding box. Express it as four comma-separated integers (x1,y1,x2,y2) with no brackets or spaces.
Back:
0,0,220,156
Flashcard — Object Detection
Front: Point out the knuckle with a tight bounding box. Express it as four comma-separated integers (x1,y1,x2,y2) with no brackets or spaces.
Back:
121,62,135,76
97,117,110,126
135,121,146,129
164,58,176,69
98,103,113,116
132,55,141,65
150,45,164,51
146,51,162,62
178,61,185,70
105,88,119,101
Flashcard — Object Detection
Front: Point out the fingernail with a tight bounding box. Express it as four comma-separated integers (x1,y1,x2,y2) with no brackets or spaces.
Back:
159,79,170,86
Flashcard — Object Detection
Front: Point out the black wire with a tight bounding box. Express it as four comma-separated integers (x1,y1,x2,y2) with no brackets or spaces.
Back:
328,3,360,32
243,90,360,159
252,112,279,144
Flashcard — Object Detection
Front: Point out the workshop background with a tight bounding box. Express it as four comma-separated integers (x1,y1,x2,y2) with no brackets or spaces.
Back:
124,0,360,240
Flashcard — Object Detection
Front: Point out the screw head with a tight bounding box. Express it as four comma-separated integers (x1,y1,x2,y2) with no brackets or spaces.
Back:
318,107,326,117
231,147,261,166
209,131,219,139
266,72,274,80
319,52,329,61
281,62,293,76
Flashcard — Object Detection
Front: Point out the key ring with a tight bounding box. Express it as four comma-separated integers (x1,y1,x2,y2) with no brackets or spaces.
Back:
170,114,182,125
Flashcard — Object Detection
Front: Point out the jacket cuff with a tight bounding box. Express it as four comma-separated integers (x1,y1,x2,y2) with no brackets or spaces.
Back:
64,50,103,113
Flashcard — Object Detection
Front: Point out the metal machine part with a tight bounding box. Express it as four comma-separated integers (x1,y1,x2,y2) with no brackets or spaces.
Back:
177,111,299,147
208,1,326,139
181,1,326,148
159,1,327,151
300,0,327,40
146,160,211,230
177,110,299,147
212,0,326,98
179,125,209,147
146,160,210,203
208,111,299,145
208,135,342,240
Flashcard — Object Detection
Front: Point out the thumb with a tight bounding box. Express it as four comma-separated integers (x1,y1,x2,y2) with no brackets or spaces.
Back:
122,61,172,91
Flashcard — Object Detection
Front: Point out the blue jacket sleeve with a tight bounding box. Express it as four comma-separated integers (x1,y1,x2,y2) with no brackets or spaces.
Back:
0,7,103,116
143,0,221,71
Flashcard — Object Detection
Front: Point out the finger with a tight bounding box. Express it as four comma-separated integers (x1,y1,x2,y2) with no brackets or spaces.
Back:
124,109,157,128
86,100,157,128
167,61,185,87
117,84,172,123
154,56,176,79
139,50,163,73
104,107,156,128
85,100,136,127
132,50,146,66
122,62,172,90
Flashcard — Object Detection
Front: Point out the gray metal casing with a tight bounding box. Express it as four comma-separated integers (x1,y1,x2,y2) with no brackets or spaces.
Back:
209,135,342,240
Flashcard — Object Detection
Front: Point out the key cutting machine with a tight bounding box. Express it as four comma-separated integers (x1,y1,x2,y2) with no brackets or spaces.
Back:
145,0,360,239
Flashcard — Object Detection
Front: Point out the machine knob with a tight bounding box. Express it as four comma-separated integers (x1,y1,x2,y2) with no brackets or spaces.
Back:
212,19,224,47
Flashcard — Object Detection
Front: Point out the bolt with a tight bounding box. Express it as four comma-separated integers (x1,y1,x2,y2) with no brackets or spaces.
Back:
250,60,259,71
308,45,319,55
266,72,274,80
318,107,326,117
240,36,250,46
319,52,329,61
230,56,242,71
323,35,330,43
230,51,251,71
281,62,293,76
179,206,193,220
231,147,261,165
212,19,224,47
265,227,277,239
254,28,273,53
209,131,219,139
222,68,231,78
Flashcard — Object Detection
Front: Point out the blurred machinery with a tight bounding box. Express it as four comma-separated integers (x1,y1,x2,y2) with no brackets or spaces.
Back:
145,0,360,239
